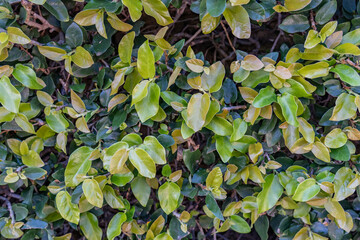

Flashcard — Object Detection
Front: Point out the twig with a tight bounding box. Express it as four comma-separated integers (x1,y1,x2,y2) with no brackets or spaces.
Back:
0,196,15,225
310,10,317,31
223,105,247,111
220,21,236,53
270,13,283,52
185,29,202,47
343,59,360,71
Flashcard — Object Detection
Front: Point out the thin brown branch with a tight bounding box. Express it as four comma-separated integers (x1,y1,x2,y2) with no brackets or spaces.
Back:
220,21,236,53
223,105,247,111
0,196,15,225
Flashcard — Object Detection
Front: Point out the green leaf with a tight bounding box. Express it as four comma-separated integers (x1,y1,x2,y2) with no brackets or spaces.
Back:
325,128,347,148
252,86,276,108
142,0,173,26
284,0,311,11
298,62,330,79
279,14,309,33
201,13,221,34
205,194,224,220
215,136,233,163
330,64,360,86
201,61,225,93
46,111,69,133
315,0,337,25
140,136,166,164
43,0,69,22
158,182,181,214
80,212,102,240
135,82,160,122
185,93,210,132
257,174,283,213
230,118,247,142
324,198,346,222
66,22,83,48
129,148,156,178
109,148,129,174
82,179,103,208
342,28,360,46
123,0,143,22
103,185,125,209
137,40,155,79
15,113,35,134
302,44,334,60
118,31,135,64
334,167,355,201
64,146,94,187
304,30,321,49
330,93,357,121
335,43,360,55
277,93,299,127
37,46,67,61
207,0,226,17
131,176,151,207
230,215,251,233
131,80,150,106
206,167,223,190
205,116,233,136
7,27,31,44
312,140,330,162
22,150,44,167
56,191,80,224
107,212,127,240
71,46,94,68
292,178,320,202
0,76,21,113
223,4,251,39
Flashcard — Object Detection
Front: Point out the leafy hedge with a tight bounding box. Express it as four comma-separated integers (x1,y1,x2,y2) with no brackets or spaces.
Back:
1,0,360,239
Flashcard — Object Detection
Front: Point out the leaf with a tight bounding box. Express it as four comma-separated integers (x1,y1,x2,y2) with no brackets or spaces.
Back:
64,146,94,187
277,93,299,127
0,76,21,113
79,212,102,240
15,113,35,134
107,212,127,240
298,117,315,143
279,14,309,33
46,111,69,133
12,64,44,90
284,0,311,11
241,55,264,71
335,43,360,55
324,198,346,222
118,31,135,64
304,30,321,49
70,89,86,113
135,82,160,122
205,194,224,220
131,80,150,106
186,93,210,132
324,128,347,148
107,13,133,32
71,46,94,69
140,136,166,164
330,64,360,86
43,0,69,22
82,179,103,208
123,0,143,22
252,86,276,108
22,150,44,167
292,178,320,202
342,28,360,46
103,185,125,209
334,167,355,201
158,182,181,214
131,176,151,207
315,0,337,25
7,27,31,44
201,61,225,93
109,148,129,174
66,22,83,48
205,116,233,136
223,4,251,39
206,167,223,190
216,136,234,162
129,148,156,178
302,44,334,60
207,0,226,17
56,191,80,224
37,46,67,61
298,62,330,79
257,174,283,213
137,40,155,79
330,93,357,121
201,13,220,34
311,140,330,163
74,9,98,26
248,142,263,164
142,0,173,26
230,118,247,142
230,215,251,233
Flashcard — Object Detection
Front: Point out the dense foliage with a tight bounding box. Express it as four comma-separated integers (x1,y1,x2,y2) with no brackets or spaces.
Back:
1,0,360,239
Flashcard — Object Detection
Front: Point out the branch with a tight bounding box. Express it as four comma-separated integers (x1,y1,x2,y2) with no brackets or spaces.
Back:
0,196,15,225
220,21,236,53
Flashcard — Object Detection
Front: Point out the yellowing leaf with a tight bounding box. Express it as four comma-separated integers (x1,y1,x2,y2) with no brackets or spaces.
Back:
142,0,173,26
158,182,181,214
0,76,21,113
56,191,80,224
186,93,210,132
129,148,156,178
71,46,94,69
223,4,250,39
82,179,103,208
